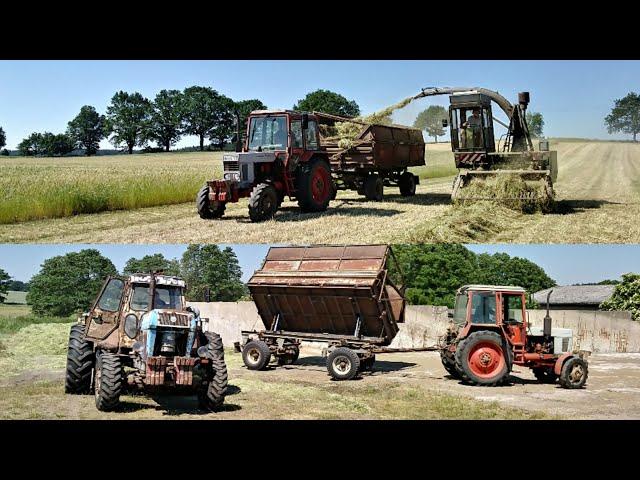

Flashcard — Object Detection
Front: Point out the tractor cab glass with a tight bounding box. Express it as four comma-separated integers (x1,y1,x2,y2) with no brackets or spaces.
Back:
131,284,184,311
470,292,497,324
97,278,124,312
502,294,525,324
453,292,468,326
450,105,495,152
248,116,288,151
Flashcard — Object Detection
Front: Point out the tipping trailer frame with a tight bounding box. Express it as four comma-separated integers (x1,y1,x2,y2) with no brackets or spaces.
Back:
236,244,438,381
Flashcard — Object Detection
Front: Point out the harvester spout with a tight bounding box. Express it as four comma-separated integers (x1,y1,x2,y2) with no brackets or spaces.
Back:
414,86,515,119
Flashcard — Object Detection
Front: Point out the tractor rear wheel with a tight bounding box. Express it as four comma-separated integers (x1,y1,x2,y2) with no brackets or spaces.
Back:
94,352,123,412
455,331,510,386
364,174,384,201
242,340,272,370
399,172,416,196
297,158,333,213
248,183,279,222
440,349,461,379
559,356,588,389
65,324,94,394
327,347,360,380
197,184,226,219
197,332,228,411
532,367,557,384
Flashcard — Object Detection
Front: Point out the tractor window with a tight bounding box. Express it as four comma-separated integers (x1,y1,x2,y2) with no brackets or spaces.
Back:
131,285,182,311
97,278,124,312
503,294,524,323
470,292,497,324
291,120,303,148
305,120,319,150
456,108,484,150
248,116,287,151
453,293,468,325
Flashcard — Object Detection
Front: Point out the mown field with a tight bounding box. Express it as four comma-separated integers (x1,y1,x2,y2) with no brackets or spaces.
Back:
0,319,546,419
1,141,639,243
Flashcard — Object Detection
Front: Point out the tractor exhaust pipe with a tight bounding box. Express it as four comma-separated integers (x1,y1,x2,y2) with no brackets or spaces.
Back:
543,289,553,337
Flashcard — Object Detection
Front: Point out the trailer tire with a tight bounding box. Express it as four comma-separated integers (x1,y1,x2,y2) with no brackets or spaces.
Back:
297,158,333,213
277,346,300,366
327,347,360,380
197,333,228,411
454,331,510,386
197,184,226,219
94,352,123,412
532,367,557,384
360,354,376,371
65,324,94,394
248,183,279,222
242,340,272,370
399,172,417,196
364,175,383,201
558,356,588,389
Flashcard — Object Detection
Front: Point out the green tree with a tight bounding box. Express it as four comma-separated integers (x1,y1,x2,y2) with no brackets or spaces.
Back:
26,249,117,316
6,280,29,291
208,94,236,150
104,91,152,154
67,105,105,156
146,89,185,152
0,126,6,150
41,132,75,157
182,86,227,151
123,254,180,276
293,89,360,117
605,92,640,141
17,132,45,156
0,268,10,303
526,112,544,138
601,273,640,320
413,105,447,143
180,245,246,302
475,253,556,294
391,244,478,307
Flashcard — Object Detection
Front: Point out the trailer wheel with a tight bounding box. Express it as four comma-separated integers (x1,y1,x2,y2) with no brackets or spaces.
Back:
360,354,376,371
65,324,94,394
242,340,272,370
532,367,557,384
327,347,360,380
277,346,300,366
559,356,588,389
297,158,333,212
197,332,228,411
364,175,383,201
197,184,226,219
399,172,416,196
94,352,123,412
454,331,510,386
248,183,279,222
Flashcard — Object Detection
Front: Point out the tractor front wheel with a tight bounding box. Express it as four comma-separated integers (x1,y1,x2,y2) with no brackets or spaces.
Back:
364,174,384,201
94,352,123,412
297,158,333,213
197,332,228,411
65,324,94,394
455,331,510,386
559,357,588,389
197,184,226,219
248,183,279,222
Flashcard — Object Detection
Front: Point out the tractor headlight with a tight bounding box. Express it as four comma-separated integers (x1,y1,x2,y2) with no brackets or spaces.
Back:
124,314,139,339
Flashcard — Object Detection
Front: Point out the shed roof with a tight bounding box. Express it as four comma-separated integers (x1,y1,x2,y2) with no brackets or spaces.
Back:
533,285,616,305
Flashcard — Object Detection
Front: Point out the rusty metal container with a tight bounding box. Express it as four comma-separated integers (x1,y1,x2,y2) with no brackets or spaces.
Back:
247,245,405,346
324,124,425,173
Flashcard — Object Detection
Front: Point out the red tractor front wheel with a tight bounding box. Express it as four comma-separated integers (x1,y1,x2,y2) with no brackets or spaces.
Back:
297,158,333,213
455,331,510,386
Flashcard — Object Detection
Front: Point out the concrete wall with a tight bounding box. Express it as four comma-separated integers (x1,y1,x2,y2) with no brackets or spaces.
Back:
189,301,640,353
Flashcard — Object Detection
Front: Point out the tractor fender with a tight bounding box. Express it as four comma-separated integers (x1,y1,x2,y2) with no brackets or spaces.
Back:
554,352,575,376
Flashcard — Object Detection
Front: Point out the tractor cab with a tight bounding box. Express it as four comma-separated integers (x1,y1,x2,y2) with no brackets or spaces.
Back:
455,285,527,337
447,93,496,155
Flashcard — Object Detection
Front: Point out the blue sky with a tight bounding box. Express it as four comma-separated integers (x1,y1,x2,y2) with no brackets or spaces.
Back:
1,244,638,286
1,60,638,149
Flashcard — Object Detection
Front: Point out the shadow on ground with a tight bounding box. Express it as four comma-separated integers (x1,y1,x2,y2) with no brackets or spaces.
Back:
553,199,622,214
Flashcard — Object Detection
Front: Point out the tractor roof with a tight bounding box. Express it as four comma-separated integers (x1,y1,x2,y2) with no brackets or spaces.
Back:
250,109,301,115
459,284,526,293
129,274,185,288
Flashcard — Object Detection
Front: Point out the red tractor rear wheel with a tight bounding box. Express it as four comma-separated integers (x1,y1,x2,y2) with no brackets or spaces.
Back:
455,331,510,386
297,158,333,213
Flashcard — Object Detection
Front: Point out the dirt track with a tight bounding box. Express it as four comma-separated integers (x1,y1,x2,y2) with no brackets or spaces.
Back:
0,141,638,244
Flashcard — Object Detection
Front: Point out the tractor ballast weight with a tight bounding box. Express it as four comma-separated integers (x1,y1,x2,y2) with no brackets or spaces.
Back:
439,285,589,388
64,273,228,412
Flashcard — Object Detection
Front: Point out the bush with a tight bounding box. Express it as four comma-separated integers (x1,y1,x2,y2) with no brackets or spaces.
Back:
600,273,640,320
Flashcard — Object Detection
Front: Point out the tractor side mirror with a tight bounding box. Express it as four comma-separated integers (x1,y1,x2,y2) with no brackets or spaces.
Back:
302,113,309,130
442,119,448,128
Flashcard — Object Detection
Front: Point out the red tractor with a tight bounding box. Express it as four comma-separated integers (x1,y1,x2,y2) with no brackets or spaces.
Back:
197,110,335,222
440,285,589,388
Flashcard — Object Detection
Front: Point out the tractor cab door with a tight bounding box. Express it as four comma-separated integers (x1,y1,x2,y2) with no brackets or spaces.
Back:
498,292,526,347
85,276,125,341
468,291,498,325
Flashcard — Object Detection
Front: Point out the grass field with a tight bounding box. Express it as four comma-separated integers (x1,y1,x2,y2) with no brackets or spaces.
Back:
0,301,72,335
0,322,547,419
2,291,27,305
1,140,639,243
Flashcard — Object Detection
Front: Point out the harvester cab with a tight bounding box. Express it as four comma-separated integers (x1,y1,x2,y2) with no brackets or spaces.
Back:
197,110,335,222
440,285,589,389
65,273,228,412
